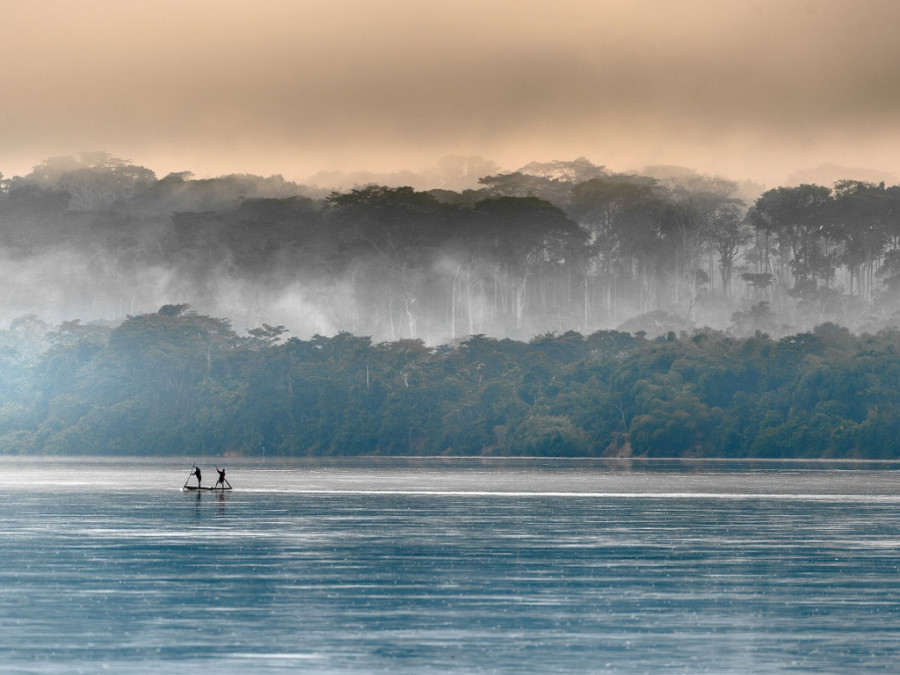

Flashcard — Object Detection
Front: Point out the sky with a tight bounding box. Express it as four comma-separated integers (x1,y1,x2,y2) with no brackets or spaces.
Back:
2,0,900,188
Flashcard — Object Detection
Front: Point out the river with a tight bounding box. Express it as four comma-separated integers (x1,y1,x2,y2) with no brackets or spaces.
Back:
1,457,898,673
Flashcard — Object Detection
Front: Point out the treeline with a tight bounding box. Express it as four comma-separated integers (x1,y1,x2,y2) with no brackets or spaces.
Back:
3,154,900,342
1,306,898,458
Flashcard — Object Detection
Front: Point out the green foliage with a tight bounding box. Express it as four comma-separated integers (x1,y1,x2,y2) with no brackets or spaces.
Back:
511,414,589,457
0,310,899,458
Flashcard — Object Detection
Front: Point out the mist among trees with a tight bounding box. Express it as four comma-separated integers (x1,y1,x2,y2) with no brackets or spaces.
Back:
3,152,900,345
3,153,900,457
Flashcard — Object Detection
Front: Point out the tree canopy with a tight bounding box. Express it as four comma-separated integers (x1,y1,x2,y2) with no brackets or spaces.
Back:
1,309,899,459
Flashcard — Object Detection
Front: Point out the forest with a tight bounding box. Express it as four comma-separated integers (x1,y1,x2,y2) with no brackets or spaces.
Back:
0,306,898,458
1,153,900,457
2,153,900,345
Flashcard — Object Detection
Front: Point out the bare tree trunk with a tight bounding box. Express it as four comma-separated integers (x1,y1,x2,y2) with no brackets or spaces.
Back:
451,265,459,340
515,276,527,329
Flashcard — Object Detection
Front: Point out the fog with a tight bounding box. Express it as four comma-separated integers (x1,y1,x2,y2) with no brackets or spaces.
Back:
3,1,900,188
2,153,900,347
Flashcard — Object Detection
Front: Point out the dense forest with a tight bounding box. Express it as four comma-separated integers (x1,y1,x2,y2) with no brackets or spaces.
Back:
0,305,898,458
2,153,900,457
2,153,900,345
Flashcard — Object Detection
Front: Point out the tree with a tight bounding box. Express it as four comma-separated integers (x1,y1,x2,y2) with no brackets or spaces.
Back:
830,181,891,301
477,171,573,206
23,153,156,210
666,178,744,303
568,175,667,321
709,206,751,298
472,196,588,330
247,324,288,346
516,157,607,183
748,185,833,289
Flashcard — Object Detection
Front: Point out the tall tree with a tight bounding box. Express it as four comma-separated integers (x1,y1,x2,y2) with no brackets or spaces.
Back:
472,196,588,330
568,175,666,322
748,185,833,290
708,205,751,298
830,181,891,301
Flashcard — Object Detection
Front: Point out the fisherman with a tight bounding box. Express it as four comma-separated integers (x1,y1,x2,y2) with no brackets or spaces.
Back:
192,465,202,487
215,466,228,489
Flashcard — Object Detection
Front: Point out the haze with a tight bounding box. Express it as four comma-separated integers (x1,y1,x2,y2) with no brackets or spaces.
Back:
3,0,899,186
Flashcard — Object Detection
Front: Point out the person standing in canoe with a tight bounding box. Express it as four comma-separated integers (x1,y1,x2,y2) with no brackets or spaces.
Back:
191,465,202,487
215,466,231,489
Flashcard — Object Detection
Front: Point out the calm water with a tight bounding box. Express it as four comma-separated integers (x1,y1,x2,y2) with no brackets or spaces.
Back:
1,458,900,673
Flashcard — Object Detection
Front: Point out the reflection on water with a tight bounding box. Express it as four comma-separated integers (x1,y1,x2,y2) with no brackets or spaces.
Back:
0,458,899,673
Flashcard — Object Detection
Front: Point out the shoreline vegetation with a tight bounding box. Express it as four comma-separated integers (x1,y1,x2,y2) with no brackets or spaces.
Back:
1,307,898,459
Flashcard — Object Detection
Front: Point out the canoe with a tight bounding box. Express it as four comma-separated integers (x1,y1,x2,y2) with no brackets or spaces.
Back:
183,485,232,491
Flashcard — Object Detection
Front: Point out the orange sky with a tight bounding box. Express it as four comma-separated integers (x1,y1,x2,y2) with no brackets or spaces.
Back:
2,0,899,187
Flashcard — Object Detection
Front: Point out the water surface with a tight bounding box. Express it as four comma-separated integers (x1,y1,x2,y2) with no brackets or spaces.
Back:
1,458,899,673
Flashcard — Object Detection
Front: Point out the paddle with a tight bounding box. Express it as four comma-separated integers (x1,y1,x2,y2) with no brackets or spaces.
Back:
215,466,232,489
183,464,200,489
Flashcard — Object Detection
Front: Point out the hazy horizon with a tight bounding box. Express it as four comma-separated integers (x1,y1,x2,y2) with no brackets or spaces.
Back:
4,0,900,345
2,0,899,188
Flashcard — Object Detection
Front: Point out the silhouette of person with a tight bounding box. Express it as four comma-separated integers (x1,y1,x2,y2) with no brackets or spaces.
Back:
215,466,228,489
192,465,202,487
